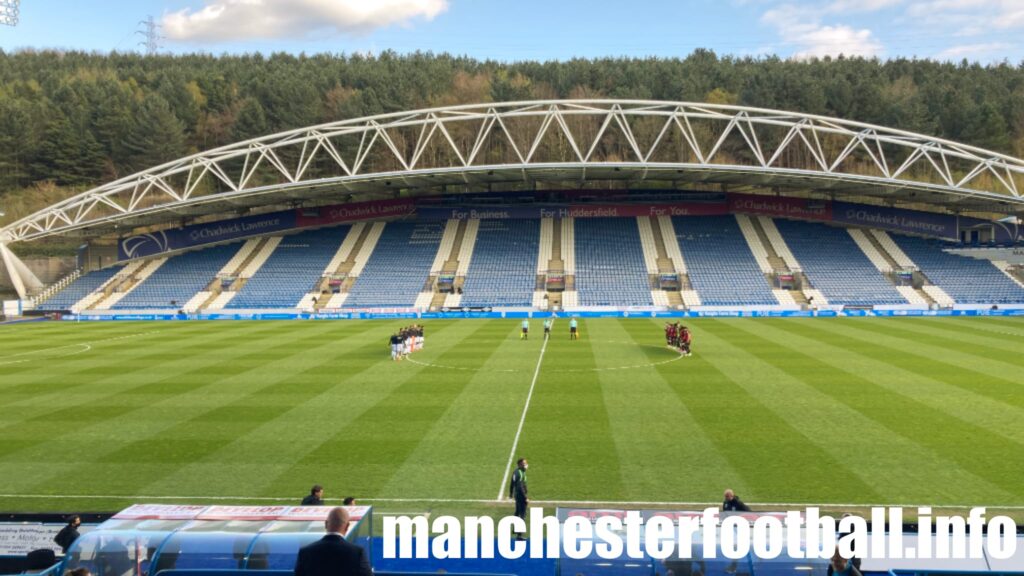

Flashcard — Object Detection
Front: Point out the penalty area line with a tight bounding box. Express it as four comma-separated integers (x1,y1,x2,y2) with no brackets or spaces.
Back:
496,318,553,501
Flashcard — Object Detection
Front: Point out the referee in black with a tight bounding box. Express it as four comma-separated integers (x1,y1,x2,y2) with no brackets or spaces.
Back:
509,457,529,540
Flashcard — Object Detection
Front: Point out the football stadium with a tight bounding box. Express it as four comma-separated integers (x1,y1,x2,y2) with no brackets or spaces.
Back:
2,99,1024,575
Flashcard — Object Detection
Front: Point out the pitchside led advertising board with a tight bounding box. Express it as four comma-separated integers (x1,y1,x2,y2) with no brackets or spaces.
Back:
118,193,1020,261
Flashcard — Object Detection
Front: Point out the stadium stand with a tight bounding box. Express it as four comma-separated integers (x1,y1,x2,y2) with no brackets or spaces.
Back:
735,214,774,274
848,228,894,273
672,216,777,306
537,217,554,273
656,215,687,274
37,265,123,310
460,219,540,307
93,258,167,309
774,219,908,306
574,217,652,306
561,218,576,274
344,221,445,307
431,220,460,276
757,216,801,271
635,217,661,274
112,244,239,309
891,235,1024,304
227,227,349,308
456,219,480,276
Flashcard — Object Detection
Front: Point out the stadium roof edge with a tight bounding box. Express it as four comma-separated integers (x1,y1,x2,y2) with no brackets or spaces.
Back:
3,99,1024,244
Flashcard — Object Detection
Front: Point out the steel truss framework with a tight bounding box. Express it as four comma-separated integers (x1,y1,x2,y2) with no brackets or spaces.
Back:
4,99,1024,244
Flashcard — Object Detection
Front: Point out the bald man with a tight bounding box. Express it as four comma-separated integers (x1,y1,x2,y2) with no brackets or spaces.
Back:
722,489,752,512
294,507,371,576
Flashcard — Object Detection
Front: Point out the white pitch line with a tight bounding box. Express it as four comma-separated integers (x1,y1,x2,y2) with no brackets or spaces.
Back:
496,319,553,501
1,493,1023,510
0,331,161,364
0,344,92,366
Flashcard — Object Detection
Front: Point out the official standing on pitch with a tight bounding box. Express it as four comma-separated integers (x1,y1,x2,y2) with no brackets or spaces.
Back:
509,458,529,540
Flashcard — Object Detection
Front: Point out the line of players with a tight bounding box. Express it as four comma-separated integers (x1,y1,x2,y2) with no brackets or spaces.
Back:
389,324,424,361
665,322,693,356
520,317,579,340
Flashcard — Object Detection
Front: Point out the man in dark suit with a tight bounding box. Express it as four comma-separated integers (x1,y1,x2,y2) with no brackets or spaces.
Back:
301,485,324,506
722,489,752,512
294,507,371,576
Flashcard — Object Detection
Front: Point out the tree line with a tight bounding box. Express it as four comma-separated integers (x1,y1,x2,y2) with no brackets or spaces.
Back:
1,48,1022,196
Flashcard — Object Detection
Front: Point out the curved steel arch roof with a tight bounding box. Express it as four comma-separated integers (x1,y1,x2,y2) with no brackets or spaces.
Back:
3,99,1024,244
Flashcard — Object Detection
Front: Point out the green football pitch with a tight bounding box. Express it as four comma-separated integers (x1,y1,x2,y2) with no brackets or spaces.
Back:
0,317,1022,515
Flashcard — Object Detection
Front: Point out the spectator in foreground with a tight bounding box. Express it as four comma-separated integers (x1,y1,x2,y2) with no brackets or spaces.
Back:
301,485,324,506
828,549,862,576
342,497,355,506
721,489,751,512
294,507,371,576
23,549,56,574
54,515,81,554
66,569,92,576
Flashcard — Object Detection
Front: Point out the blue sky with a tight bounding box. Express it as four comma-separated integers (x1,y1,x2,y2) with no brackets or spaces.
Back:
1,0,1022,63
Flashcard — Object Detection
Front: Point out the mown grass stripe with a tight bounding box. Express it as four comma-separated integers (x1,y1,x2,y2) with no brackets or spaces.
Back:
847,318,1024,368
279,320,511,498
136,320,421,498
652,319,886,504
7,322,361,497
709,319,1023,501
917,317,1024,340
772,319,1024,422
690,321,1005,505
377,321,547,501
591,319,746,501
516,319,628,501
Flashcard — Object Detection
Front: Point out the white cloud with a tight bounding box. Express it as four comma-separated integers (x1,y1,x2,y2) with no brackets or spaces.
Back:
935,42,1013,60
163,0,449,42
791,25,884,58
761,4,884,59
905,0,1024,35
825,0,903,14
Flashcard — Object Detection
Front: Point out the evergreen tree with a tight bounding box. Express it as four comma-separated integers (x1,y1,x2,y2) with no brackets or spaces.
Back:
122,93,186,173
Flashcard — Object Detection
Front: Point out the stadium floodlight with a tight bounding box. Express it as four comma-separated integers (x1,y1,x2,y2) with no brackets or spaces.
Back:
0,0,19,26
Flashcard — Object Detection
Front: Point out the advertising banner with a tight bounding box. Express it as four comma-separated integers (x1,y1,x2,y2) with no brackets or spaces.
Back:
833,201,958,240
958,215,1022,244
728,193,833,221
119,211,297,260
119,199,416,261
114,504,208,521
419,202,728,220
417,206,546,220
561,202,728,218
295,198,416,227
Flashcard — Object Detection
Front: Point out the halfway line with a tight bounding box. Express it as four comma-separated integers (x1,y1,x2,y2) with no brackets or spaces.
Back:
496,318,553,500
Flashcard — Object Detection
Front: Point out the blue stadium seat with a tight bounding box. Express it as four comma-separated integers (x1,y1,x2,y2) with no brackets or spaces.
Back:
673,216,776,306
112,244,239,309
38,265,124,310
227,227,350,308
461,219,539,307
574,218,652,307
774,219,907,306
344,221,445,307
892,235,1024,304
